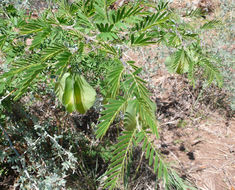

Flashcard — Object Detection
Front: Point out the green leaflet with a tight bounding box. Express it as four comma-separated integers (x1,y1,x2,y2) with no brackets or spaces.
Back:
30,28,51,49
0,80,5,94
0,35,7,50
55,72,96,114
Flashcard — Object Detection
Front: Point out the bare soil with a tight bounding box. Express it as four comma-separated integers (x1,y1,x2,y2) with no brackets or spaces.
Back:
125,45,235,189
155,74,235,190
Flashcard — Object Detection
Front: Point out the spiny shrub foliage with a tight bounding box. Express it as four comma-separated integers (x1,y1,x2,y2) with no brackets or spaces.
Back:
0,0,222,189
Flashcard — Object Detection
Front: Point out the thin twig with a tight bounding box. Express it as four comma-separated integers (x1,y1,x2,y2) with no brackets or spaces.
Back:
0,124,20,157
160,120,178,126
0,89,16,103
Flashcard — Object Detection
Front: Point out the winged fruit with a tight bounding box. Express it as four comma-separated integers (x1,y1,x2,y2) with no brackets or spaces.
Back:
55,72,96,114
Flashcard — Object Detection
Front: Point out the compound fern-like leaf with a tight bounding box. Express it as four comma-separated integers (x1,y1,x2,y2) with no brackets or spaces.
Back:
165,48,190,74
136,129,169,185
106,64,124,99
103,129,137,189
96,98,127,139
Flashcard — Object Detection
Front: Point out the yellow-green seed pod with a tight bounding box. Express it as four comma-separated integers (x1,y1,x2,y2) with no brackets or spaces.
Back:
55,72,96,114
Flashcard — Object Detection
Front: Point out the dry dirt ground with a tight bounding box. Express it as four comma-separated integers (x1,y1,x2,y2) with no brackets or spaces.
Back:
154,74,235,190
123,0,235,189
125,44,235,190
